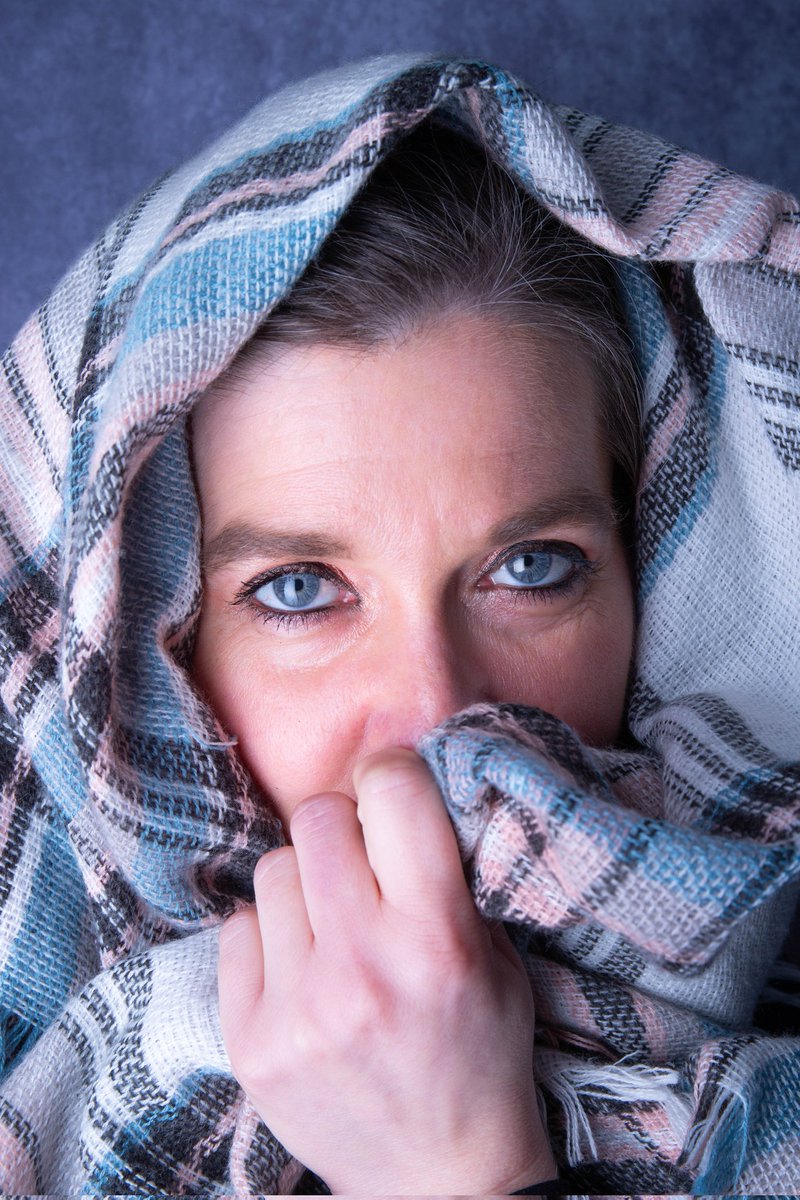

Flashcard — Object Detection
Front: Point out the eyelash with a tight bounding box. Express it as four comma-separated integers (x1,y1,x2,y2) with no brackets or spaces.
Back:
233,542,599,631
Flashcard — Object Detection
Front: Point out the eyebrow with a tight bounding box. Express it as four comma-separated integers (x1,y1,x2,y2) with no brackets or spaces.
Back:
201,490,619,572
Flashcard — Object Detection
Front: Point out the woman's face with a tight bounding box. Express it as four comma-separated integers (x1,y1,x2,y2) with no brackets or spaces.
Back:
191,315,635,832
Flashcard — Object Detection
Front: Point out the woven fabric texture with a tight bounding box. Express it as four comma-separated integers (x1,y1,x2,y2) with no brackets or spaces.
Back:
1,53,799,1195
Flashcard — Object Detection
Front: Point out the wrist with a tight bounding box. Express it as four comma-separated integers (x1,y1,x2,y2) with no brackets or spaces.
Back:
482,1155,559,1196
467,1125,558,1196
323,1152,558,1197
321,1101,557,1195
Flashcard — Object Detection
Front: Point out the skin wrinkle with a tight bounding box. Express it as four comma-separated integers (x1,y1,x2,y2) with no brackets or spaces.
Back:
201,492,618,574
190,313,636,832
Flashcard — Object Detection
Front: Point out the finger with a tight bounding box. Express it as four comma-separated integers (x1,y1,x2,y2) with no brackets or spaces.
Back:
288,791,381,942
352,747,473,918
217,907,264,1042
252,847,314,982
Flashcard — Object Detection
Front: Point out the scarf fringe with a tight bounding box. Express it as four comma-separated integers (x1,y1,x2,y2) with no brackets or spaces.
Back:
679,1080,748,1190
535,1048,694,1166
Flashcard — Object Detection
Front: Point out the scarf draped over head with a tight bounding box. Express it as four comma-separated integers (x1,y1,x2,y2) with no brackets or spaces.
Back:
1,52,799,1195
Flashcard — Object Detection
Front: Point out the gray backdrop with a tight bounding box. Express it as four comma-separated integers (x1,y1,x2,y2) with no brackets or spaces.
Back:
1,0,799,351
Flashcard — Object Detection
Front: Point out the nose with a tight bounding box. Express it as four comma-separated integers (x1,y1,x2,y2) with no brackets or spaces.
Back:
358,617,493,754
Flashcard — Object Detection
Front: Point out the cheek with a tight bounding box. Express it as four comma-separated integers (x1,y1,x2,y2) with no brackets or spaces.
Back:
511,572,635,746
191,611,359,826
191,558,637,824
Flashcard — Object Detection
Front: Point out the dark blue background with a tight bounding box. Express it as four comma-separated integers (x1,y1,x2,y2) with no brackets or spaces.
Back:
1,0,798,351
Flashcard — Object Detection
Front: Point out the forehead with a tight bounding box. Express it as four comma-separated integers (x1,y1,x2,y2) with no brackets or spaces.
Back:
191,315,610,535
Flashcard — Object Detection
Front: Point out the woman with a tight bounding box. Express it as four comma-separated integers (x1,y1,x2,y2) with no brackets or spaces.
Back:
192,119,637,1195
1,54,799,1195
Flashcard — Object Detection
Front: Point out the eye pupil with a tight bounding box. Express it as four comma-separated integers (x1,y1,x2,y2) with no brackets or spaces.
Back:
246,545,586,628
510,551,552,584
274,573,321,608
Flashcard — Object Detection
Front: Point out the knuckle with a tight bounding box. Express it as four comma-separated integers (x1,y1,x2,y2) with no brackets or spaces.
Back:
233,1011,302,1095
225,1016,271,1091
289,996,384,1064
285,1009,330,1064
404,925,485,1000
290,791,349,838
345,974,395,1040
353,749,432,805
234,1049,268,1094
253,846,296,888
323,964,396,1053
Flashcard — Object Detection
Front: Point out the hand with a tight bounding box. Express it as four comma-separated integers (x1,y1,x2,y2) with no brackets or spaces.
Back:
218,747,556,1195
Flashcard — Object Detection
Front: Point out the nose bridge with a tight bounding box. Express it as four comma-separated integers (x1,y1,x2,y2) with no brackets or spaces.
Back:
361,607,490,751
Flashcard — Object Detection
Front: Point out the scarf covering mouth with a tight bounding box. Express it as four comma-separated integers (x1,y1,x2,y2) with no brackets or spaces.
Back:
1,52,799,1196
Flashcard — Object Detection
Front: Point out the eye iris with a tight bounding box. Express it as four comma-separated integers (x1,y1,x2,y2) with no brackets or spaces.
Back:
273,573,321,608
509,552,556,584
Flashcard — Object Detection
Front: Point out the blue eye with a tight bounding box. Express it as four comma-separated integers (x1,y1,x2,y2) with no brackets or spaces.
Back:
252,570,340,613
236,542,594,631
488,549,575,589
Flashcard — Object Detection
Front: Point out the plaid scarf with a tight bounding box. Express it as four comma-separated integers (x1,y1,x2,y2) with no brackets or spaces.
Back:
1,53,799,1195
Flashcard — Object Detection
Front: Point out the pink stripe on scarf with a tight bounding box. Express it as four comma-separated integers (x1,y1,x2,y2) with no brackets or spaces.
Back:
160,109,431,252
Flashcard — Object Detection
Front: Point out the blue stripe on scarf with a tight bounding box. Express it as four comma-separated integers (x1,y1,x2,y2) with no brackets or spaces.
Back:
692,1044,800,1191
1,816,89,1032
118,219,336,355
95,56,432,315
